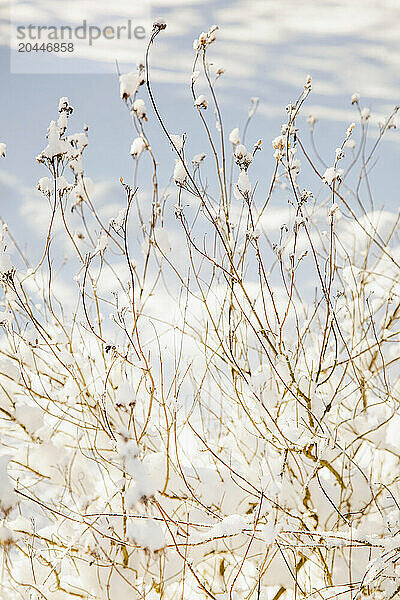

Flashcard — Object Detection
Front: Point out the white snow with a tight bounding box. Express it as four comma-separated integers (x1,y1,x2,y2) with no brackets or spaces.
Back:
0,526,14,546
126,518,165,552
0,456,17,516
194,95,208,109
38,177,53,194
119,72,139,99
207,514,247,539
192,152,206,165
133,99,147,120
361,107,371,121
130,137,146,158
229,127,240,145
323,166,339,185
235,144,253,167
170,134,184,151
236,170,251,196
174,159,187,184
